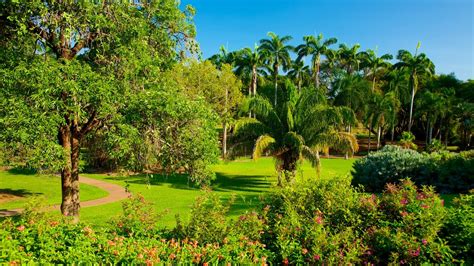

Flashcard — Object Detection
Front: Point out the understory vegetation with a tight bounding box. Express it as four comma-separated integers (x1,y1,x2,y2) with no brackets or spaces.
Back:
1,180,472,264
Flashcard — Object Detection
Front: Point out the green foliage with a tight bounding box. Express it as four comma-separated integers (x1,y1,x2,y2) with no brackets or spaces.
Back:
352,145,432,192
352,145,474,193
426,139,446,153
440,193,474,263
399,131,418,150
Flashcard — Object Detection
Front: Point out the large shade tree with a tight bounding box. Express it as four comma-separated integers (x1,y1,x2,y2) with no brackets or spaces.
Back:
231,87,358,186
258,32,293,106
0,0,196,220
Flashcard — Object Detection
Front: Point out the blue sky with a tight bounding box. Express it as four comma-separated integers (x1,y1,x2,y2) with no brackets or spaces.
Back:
181,0,473,80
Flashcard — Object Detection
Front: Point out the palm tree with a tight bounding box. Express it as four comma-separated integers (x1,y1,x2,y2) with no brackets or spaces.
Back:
393,45,435,132
259,32,293,106
231,87,358,186
208,45,236,69
359,49,393,91
338,44,361,74
295,34,337,88
287,60,310,92
234,45,266,98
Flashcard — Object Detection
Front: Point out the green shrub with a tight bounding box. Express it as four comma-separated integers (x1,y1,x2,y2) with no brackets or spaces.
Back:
352,145,433,192
399,131,418,150
440,193,474,263
426,139,446,153
352,145,473,193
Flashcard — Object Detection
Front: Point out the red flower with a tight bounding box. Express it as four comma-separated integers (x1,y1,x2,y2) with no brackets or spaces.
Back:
283,258,289,265
169,253,176,260
314,254,321,261
400,198,408,205
421,204,429,209
16,225,25,232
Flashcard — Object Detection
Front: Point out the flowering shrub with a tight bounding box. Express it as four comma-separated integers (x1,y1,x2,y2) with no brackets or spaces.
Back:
0,180,469,264
360,179,453,264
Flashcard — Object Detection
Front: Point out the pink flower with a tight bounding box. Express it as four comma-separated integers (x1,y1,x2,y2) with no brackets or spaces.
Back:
400,211,409,217
302,248,308,255
314,254,320,261
283,258,289,265
169,253,176,260
400,198,408,205
421,204,429,209
315,216,323,224
422,239,428,245
409,247,420,257
16,225,25,232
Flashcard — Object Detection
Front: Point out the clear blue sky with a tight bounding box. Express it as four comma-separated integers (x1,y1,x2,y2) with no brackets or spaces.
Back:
181,0,473,81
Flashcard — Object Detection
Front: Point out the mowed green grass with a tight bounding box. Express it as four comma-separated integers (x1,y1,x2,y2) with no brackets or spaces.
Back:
0,170,109,209
80,157,356,227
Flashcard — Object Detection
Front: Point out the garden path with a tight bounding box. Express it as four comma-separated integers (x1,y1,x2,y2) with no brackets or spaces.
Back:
0,176,129,217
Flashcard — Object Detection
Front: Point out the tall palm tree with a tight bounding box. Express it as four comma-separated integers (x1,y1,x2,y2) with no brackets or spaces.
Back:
359,49,393,91
338,44,361,74
393,45,435,132
295,34,337,88
235,46,266,98
287,60,310,92
259,32,293,106
231,88,358,186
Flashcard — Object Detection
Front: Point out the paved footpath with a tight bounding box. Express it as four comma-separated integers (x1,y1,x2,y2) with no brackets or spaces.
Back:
0,176,129,217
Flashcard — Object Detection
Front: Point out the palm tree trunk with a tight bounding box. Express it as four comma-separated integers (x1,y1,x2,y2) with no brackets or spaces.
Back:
222,122,227,158
316,150,321,177
274,63,278,106
377,126,381,149
391,125,395,142
408,73,416,132
315,54,321,88
368,126,372,154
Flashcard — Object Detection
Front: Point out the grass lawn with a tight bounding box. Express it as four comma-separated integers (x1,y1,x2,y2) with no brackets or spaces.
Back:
0,170,109,209
79,157,355,227
1,157,458,228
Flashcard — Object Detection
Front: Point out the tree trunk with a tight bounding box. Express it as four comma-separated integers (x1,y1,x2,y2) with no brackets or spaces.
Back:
222,122,227,159
368,126,372,154
315,150,321,177
274,64,278,106
391,125,395,142
376,126,381,149
59,126,80,222
408,73,416,132
315,54,321,88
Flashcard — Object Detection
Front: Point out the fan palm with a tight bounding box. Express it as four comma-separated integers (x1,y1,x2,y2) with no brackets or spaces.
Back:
258,32,293,106
393,46,435,131
231,88,358,186
295,34,337,88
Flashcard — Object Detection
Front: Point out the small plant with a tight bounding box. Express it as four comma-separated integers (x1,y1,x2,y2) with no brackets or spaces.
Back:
399,131,418,150
426,139,446,153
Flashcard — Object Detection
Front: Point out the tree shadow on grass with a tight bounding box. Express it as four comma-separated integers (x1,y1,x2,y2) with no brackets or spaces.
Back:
7,167,38,175
101,172,274,194
0,188,41,198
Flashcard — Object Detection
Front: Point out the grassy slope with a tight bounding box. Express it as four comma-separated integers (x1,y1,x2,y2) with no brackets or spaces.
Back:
79,157,355,227
0,170,109,209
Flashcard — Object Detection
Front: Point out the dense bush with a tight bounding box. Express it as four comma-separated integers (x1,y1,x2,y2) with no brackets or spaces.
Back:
440,194,474,263
352,145,474,193
1,181,471,264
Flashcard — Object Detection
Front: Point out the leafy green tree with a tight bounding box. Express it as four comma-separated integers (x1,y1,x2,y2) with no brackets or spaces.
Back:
259,32,293,106
169,61,243,158
0,0,196,220
394,45,435,132
295,34,337,88
232,87,357,186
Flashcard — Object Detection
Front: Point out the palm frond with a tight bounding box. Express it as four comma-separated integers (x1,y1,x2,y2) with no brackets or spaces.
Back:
252,135,276,159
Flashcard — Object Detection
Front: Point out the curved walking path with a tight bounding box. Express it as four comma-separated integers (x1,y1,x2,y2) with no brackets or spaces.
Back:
0,176,129,217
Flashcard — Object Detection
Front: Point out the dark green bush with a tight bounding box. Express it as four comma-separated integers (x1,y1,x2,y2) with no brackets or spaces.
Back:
440,193,474,263
352,145,473,193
